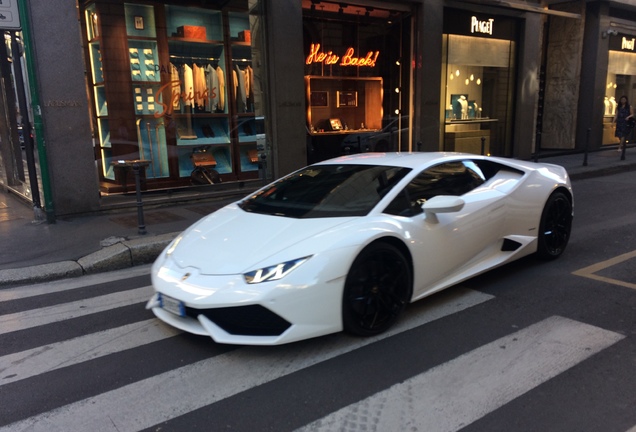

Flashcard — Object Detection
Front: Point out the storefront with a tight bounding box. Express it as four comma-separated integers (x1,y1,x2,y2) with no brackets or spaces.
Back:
302,0,414,164
1,0,600,220
80,0,268,194
603,32,636,145
441,9,518,157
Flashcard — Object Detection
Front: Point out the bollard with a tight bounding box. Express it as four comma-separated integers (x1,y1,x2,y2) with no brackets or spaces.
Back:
583,128,590,167
132,162,147,235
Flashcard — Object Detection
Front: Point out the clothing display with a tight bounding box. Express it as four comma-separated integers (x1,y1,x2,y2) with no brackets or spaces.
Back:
205,64,219,111
217,66,225,111
183,64,194,108
193,63,207,107
232,64,254,113
171,62,228,113
235,65,247,112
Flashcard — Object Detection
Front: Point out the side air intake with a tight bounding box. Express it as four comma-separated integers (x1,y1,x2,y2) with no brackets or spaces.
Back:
501,238,522,252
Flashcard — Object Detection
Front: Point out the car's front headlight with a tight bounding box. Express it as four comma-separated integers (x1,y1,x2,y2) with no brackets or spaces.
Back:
165,234,184,256
243,256,311,284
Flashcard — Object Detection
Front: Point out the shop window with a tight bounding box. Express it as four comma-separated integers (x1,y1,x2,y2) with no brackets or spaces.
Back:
604,42,636,145
83,1,267,194
302,1,413,164
441,11,517,157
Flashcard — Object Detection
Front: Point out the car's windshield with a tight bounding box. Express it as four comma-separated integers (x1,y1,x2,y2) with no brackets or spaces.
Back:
239,164,411,218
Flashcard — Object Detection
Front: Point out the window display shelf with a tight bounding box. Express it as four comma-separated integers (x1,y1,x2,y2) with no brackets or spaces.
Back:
176,116,230,145
238,144,259,172
124,4,157,39
136,118,168,179
177,146,232,177
94,85,107,117
128,41,160,83
89,42,104,84
165,5,223,41
305,76,383,134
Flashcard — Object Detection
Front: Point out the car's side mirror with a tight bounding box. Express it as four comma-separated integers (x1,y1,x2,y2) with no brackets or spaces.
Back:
422,195,465,223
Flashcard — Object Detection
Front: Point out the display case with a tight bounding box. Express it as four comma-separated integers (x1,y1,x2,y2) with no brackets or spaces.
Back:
85,4,115,180
229,12,259,174
603,116,616,145
443,120,495,154
305,76,383,134
166,5,235,178
84,2,264,192
123,4,167,179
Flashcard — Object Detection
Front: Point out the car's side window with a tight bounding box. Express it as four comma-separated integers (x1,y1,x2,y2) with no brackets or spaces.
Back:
383,161,486,216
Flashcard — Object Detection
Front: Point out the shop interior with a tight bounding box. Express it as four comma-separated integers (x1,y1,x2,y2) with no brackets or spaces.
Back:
302,1,412,164
441,33,515,156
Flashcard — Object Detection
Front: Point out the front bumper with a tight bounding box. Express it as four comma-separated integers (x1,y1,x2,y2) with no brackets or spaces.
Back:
147,254,351,345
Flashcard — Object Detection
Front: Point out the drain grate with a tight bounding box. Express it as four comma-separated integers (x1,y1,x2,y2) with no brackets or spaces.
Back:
109,211,186,228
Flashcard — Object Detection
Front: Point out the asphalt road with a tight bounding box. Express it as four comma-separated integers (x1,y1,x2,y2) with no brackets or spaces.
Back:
0,172,635,432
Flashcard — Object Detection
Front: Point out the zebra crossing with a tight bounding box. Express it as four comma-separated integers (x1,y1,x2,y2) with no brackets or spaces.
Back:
0,267,633,432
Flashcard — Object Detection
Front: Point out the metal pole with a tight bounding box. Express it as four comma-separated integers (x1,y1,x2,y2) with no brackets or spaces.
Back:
17,0,55,223
10,33,43,221
481,137,486,155
583,128,590,166
133,162,146,235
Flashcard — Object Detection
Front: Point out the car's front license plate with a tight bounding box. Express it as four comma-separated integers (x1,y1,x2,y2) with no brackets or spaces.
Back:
159,293,185,317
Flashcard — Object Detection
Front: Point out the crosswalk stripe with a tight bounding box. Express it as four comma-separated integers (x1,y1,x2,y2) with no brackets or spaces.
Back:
0,319,180,385
297,316,625,432
0,287,493,432
0,266,151,301
0,286,152,334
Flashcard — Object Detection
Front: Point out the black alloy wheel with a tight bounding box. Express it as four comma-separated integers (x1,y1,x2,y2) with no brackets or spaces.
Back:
537,190,572,260
342,242,412,336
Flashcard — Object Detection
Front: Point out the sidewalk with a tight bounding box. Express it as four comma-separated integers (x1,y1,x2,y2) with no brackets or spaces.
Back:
1,147,635,288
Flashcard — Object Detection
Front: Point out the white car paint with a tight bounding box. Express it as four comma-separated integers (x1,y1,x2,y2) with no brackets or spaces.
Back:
147,152,573,345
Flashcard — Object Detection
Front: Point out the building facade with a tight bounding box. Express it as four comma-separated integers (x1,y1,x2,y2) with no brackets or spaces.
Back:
0,0,635,219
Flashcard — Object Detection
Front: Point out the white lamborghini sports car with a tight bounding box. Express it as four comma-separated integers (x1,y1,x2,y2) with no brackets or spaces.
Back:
147,152,573,345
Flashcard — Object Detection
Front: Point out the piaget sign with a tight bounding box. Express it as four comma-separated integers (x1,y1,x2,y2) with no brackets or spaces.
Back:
471,16,495,35
622,37,635,50
306,44,380,67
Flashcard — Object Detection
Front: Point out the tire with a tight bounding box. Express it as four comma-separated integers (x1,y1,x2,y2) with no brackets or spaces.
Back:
342,242,412,336
536,191,572,260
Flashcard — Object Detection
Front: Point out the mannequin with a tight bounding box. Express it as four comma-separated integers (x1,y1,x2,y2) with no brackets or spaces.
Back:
609,96,617,116
459,95,468,119
604,97,611,116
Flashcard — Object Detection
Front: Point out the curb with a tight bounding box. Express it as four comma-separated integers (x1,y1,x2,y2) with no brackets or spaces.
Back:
0,232,178,288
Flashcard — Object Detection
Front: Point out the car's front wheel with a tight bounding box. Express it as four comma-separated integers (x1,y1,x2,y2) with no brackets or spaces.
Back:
342,242,412,336
537,190,572,260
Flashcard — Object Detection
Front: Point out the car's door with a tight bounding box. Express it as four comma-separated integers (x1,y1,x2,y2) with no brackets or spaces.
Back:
383,160,507,298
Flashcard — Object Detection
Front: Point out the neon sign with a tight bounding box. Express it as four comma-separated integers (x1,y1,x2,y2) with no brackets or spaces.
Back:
306,44,379,67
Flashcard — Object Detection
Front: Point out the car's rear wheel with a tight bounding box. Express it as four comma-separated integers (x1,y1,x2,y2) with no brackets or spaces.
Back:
537,190,572,260
342,242,412,336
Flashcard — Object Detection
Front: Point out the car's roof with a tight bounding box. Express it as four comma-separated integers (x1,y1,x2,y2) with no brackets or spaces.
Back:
314,152,489,169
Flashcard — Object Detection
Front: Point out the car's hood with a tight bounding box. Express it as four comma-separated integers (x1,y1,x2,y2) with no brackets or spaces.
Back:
170,204,357,274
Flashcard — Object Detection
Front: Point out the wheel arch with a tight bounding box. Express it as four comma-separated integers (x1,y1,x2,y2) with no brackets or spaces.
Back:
366,236,414,296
